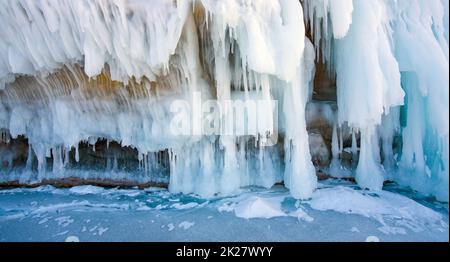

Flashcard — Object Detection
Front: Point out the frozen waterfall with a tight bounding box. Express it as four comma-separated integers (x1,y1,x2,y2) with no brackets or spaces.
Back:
0,0,448,202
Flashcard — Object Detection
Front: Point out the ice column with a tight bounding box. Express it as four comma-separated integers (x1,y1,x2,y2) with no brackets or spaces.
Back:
392,0,449,201
334,0,404,190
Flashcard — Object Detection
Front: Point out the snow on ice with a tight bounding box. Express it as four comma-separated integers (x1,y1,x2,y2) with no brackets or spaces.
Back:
0,182,447,241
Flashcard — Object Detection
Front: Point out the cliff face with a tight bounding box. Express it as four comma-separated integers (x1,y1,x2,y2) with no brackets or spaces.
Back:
0,0,448,201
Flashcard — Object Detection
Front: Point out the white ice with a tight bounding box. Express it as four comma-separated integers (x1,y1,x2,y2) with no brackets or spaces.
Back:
0,0,448,201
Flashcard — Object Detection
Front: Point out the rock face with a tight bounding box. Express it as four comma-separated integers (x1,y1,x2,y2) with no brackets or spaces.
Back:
0,136,28,170
308,132,330,168
312,61,337,102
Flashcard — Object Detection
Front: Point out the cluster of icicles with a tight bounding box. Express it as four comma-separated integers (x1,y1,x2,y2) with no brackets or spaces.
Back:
0,0,448,201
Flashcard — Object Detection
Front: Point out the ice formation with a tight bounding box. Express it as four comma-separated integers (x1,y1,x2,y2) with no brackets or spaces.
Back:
303,0,449,200
0,0,448,201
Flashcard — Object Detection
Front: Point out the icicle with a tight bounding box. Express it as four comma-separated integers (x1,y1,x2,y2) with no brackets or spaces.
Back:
0,0,446,201
63,147,70,167
329,123,342,178
74,143,80,162
45,148,51,158
196,141,216,198
113,157,118,171
332,124,339,158
283,71,317,199
355,127,384,191
106,157,112,171
351,130,358,155
52,146,63,175
32,144,47,178
220,137,240,195
380,108,400,178
351,129,358,168
0,129,10,143
26,144,33,170
333,0,404,191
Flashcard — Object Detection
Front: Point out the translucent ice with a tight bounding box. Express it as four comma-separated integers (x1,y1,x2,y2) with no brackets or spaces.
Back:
0,0,448,201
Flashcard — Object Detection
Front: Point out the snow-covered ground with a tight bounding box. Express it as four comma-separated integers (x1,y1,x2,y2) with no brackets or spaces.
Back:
0,179,447,242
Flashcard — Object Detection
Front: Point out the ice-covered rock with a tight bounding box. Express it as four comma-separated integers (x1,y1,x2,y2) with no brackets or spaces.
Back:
0,0,448,201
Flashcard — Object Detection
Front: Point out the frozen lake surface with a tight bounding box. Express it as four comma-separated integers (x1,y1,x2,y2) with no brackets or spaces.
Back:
0,179,448,242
